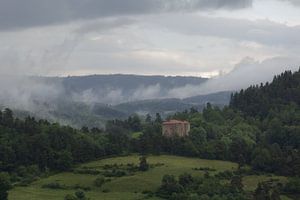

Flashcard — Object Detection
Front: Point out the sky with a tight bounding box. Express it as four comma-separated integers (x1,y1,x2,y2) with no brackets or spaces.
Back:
0,0,300,78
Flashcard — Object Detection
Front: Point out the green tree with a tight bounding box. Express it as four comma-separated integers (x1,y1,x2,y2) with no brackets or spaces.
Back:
94,176,105,187
128,115,142,131
178,173,193,188
2,108,13,127
251,148,272,172
270,188,281,200
64,190,89,200
75,190,87,200
50,151,73,171
145,114,152,123
64,194,77,200
155,113,162,124
230,175,244,193
0,172,11,200
158,175,183,198
139,156,149,171
254,183,271,200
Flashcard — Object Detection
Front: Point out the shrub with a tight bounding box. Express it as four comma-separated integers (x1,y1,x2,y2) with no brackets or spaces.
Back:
157,175,184,198
0,172,11,200
42,182,66,189
94,176,105,188
193,167,216,172
284,178,300,194
139,156,149,171
178,173,193,188
26,165,41,177
102,169,127,177
72,184,91,191
75,190,86,200
65,190,90,200
64,194,76,200
17,176,38,186
73,169,101,175
215,170,234,179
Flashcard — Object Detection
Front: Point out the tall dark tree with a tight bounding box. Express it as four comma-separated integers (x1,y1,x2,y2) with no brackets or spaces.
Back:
155,113,162,124
139,156,149,171
145,114,152,123
230,175,244,193
2,108,13,127
0,173,11,200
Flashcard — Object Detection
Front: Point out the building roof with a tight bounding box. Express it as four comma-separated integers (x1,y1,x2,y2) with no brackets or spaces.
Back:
162,120,189,125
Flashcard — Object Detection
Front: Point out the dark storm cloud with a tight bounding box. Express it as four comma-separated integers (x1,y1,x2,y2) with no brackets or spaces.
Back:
0,0,252,31
74,18,136,34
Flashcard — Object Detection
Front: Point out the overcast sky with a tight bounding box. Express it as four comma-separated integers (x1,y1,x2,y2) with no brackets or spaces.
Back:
0,0,300,78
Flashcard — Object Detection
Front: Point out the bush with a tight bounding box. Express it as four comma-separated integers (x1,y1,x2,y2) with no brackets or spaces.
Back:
50,151,73,171
64,194,76,200
16,166,28,177
157,175,184,198
94,176,105,188
73,169,101,175
284,178,300,194
15,165,41,186
139,156,149,171
26,165,41,177
0,172,11,200
65,190,89,200
178,173,193,188
215,170,234,179
193,167,216,172
42,182,66,189
102,169,127,177
75,190,86,199
17,176,38,186
72,184,91,191
102,189,110,193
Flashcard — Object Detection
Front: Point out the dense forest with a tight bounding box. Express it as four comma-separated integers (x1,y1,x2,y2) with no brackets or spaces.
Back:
0,69,300,199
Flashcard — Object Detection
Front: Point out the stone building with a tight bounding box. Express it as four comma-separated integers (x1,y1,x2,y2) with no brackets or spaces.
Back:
162,120,190,137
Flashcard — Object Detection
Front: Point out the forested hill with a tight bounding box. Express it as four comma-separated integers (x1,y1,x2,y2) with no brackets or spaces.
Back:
0,74,214,128
61,74,207,93
37,74,208,104
230,69,300,118
1,70,300,199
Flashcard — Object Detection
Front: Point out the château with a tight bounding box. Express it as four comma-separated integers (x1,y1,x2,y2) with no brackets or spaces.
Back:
162,120,190,137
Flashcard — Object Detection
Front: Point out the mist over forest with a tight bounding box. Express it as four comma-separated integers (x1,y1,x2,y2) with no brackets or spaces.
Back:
1,0,300,200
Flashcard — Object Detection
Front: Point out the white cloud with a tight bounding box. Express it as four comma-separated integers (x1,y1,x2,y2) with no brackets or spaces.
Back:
0,0,299,82
162,56,300,99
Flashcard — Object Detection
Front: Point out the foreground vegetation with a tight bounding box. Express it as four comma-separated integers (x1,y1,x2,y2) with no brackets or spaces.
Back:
9,155,292,200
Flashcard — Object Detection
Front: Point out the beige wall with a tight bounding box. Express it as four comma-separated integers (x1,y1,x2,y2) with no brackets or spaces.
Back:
162,122,190,137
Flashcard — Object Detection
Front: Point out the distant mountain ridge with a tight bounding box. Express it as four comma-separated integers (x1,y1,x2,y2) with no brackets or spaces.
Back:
0,74,232,128
47,74,208,104
115,91,232,116
62,74,208,92
6,90,232,128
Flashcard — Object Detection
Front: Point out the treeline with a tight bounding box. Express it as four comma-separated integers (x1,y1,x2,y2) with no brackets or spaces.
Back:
129,70,300,177
0,110,161,178
0,108,126,178
230,69,300,119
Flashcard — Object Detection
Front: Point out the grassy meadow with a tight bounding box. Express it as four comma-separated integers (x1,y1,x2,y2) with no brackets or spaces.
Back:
9,155,289,200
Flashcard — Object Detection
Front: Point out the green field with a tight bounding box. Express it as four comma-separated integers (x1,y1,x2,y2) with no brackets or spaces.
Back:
9,155,288,200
